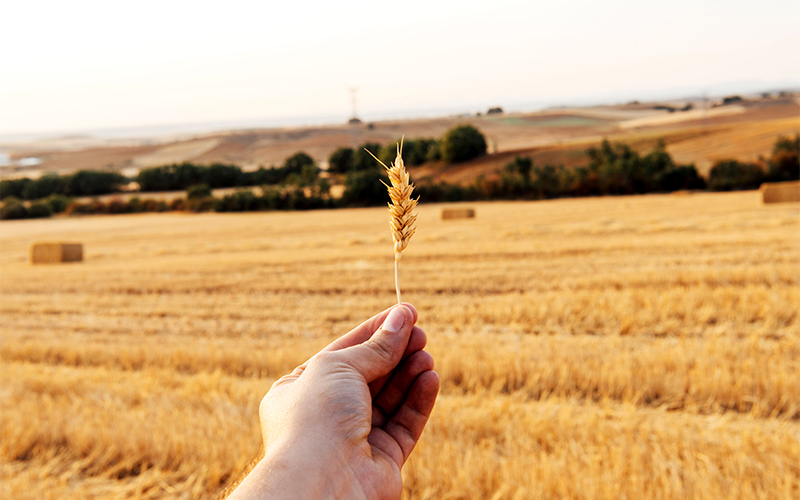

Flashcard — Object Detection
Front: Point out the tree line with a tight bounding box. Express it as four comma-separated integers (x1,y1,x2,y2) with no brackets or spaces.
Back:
1,127,797,220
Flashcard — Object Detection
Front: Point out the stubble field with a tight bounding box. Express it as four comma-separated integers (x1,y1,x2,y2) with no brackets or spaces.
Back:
1,191,798,499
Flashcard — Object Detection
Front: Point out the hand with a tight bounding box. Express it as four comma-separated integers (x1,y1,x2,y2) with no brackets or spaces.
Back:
228,304,439,500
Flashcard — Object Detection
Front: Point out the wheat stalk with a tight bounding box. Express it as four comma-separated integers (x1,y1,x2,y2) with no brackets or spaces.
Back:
366,138,418,305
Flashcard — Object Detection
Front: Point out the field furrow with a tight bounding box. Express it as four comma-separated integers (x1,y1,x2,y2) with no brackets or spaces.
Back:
1,191,798,498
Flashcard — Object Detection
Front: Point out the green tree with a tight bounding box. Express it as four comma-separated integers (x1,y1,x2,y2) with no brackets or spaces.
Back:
341,169,388,207
328,147,354,174
285,163,321,187
440,125,487,163
409,139,438,165
282,152,316,176
707,160,766,191
352,143,384,172
505,156,533,179
68,170,126,196
1,178,32,200
22,174,68,199
206,163,243,188
768,134,800,182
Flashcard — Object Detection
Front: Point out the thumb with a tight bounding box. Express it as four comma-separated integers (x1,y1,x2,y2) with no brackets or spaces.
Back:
338,306,414,383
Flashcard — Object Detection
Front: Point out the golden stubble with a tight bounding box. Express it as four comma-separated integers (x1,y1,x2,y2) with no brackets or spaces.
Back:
0,191,798,500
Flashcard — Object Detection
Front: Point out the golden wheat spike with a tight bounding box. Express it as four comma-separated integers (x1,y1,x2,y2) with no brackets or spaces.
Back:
366,137,417,305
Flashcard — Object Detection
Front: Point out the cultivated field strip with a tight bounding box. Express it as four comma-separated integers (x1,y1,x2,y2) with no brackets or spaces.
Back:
1,191,798,499
406,395,800,500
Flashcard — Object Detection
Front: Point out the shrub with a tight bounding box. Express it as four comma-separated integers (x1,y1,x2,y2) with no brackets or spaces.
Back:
440,125,487,163
64,200,104,215
0,198,28,220
45,194,73,213
187,197,215,213
106,198,132,214
169,198,186,211
214,190,262,212
139,199,168,212
260,186,284,210
707,160,766,191
187,184,212,199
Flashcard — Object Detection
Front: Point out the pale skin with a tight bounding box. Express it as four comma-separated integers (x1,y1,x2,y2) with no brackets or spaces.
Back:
228,304,439,500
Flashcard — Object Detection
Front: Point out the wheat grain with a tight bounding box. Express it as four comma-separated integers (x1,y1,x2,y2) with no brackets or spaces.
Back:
366,139,418,305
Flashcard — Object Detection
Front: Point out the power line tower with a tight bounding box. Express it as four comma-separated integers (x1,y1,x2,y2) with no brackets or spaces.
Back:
348,87,362,125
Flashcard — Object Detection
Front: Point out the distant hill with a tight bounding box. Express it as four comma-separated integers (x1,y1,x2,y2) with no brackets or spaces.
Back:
1,96,797,184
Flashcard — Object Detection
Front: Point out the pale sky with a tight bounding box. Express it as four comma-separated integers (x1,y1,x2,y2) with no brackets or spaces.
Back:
1,0,798,137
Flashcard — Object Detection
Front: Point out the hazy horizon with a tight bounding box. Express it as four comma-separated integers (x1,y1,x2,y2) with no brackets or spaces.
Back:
2,0,798,138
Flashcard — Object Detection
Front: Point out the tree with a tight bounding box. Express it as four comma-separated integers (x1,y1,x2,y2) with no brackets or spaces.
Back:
657,165,706,191
707,160,766,191
282,152,316,176
206,163,243,188
1,178,32,200
22,174,68,200
410,139,438,165
328,147,354,174
68,170,126,196
285,163,321,187
352,143,384,172
440,125,487,163
341,169,389,207
768,134,800,182
137,163,203,191
505,156,533,179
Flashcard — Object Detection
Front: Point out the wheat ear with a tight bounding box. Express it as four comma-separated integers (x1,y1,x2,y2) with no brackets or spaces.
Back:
366,138,418,305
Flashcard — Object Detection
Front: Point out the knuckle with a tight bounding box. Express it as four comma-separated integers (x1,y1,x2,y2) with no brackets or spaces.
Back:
366,336,395,362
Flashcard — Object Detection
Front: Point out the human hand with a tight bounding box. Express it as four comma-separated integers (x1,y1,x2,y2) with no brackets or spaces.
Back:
228,304,439,500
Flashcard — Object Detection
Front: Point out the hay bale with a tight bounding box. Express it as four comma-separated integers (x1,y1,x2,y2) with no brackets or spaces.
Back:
760,181,800,204
30,243,83,264
441,208,476,220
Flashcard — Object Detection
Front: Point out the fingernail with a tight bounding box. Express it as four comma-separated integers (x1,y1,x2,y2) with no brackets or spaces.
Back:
382,307,406,333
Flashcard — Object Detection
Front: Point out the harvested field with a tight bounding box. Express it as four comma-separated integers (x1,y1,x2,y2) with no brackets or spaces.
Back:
1,191,798,499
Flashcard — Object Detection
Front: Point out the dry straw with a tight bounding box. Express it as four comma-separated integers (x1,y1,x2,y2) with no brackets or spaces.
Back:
366,138,418,305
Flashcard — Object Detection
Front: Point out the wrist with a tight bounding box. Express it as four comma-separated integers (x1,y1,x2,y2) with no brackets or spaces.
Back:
230,436,354,500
